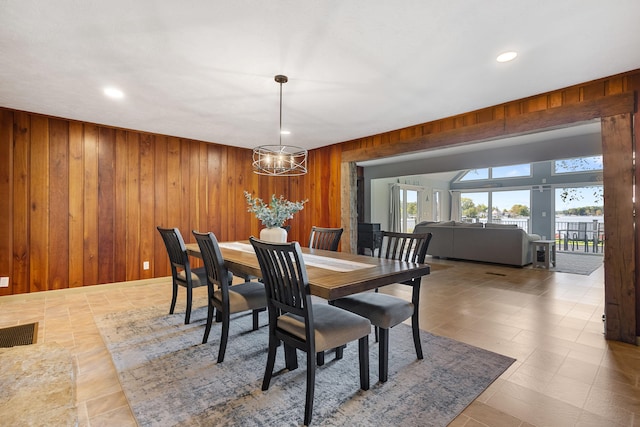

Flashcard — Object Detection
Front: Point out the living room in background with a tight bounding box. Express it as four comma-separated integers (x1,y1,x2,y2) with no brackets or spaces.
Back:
389,183,424,232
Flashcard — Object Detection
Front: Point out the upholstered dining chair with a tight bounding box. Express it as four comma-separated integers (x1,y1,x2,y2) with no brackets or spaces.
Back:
308,226,343,251
332,231,432,382
249,237,370,426
157,227,208,324
192,231,267,363
307,225,344,366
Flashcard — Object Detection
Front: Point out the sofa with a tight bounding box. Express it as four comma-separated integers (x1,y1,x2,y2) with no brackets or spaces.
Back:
414,221,541,266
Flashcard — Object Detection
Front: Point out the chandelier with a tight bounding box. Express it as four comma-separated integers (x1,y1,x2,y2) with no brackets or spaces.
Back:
252,75,308,176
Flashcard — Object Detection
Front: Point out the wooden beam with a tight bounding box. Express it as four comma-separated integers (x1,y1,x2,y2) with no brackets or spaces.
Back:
343,91,636,163
602,113,636,344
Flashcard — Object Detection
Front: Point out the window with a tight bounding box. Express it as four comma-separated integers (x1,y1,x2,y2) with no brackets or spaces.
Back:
554,155,603,174
401,189,419,232
460,190,530,230
459,168,488,181
458,163,531,181
491,164,531,178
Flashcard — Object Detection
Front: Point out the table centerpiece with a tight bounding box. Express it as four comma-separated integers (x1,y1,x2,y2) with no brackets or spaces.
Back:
244,191,307,242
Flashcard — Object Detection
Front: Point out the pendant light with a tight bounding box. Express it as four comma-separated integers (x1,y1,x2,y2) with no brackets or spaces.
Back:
252,75,308,176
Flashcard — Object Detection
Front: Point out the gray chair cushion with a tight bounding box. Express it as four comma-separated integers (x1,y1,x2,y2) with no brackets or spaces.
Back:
277,304,371,352
214,281,266,313
333,292,414,329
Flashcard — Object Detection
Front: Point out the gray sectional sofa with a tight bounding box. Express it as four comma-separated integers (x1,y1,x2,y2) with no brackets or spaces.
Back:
414,221,541,266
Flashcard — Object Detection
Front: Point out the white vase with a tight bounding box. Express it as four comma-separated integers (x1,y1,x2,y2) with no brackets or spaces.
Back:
260,227,288,243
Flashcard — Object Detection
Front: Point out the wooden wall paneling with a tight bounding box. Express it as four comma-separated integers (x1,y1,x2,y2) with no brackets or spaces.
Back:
153,135,168,277
238,148,255,241
12,112,30,294
179,139,192,240
186,140,199,243
139,133,155,279
68,122,84,287
113,130,128,283
83,125,99,286
197,141,208,236
605,76,625,95
228,148,240,241
97,127,115,284
226,146,247,240
0,110,13,296
219,148,232,241
125,132,141,281
206,143,222,237
48,119,70,290
166,137,182,229
328,145,341,228
637,105,640,338
601,113,636,344
29,116,49,292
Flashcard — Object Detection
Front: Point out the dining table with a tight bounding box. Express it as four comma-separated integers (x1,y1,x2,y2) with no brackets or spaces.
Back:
185,240,431,300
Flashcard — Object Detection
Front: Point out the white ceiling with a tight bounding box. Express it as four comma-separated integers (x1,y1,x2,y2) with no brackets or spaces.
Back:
1,1,639,151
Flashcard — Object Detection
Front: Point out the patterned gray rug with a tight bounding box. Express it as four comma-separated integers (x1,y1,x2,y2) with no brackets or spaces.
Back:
96,302,514,426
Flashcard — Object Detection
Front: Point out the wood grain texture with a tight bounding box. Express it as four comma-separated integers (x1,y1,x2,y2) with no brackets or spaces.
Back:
0,110,13,296
12,112,30,295
601,113,636,344
68,122,84,287
0,69,638,343
48,119,69,290
29,116,49,293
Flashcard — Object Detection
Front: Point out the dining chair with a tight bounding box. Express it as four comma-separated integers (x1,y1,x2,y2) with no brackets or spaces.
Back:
157,227,208,324
307,225,344,366
249,237,370,426
332,231,432,382
308,226,343,251
192,231,267,362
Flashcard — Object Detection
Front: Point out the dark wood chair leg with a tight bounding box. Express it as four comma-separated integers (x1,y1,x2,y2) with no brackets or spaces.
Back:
304,351,316,426
185,286,193,324
169,282,178,314
411,311,423,360
358,335,370,390
411,282,423,360
379,328,389,382
262,336,278,391
316,351,325,366
335,345,345,360
202,303,214,344
217,313,230,363
252,309,259,330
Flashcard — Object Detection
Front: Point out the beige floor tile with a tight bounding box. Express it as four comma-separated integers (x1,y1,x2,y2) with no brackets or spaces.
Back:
1,257,637,426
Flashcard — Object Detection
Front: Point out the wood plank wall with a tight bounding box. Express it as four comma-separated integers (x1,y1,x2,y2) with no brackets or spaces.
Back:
0,70,638,342
0,113,342,295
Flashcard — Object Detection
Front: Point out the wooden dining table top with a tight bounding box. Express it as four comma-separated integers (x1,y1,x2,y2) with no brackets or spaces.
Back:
185,241,431,300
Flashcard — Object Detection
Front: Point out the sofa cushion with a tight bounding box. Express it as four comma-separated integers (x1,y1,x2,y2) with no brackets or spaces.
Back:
484,223,518,228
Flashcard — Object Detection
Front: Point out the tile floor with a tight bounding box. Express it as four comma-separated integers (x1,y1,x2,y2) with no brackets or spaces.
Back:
0,256,638,426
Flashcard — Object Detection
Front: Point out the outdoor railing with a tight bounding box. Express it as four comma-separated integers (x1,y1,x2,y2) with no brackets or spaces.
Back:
478,218,604,253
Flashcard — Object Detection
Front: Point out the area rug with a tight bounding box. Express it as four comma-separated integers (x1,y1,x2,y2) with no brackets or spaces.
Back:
0,322,38,347
550,252,604,275
96,303,515,427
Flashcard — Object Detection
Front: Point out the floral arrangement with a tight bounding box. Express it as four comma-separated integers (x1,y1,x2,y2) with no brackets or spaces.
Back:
244,191,307,228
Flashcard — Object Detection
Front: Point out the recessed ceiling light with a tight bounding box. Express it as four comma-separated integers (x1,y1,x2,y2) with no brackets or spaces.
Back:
496,51,518,63
103,87,125,99
280,130,291,135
